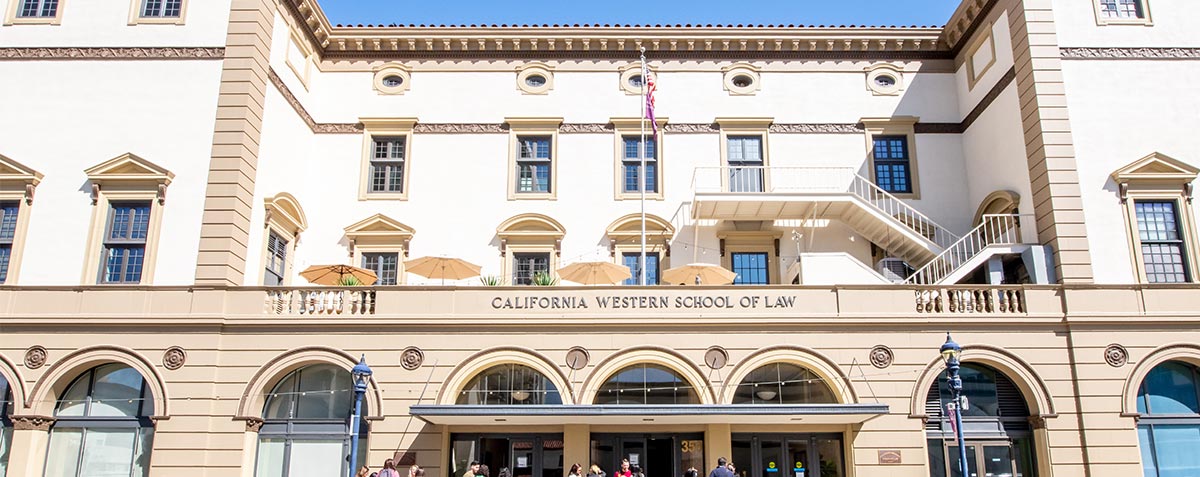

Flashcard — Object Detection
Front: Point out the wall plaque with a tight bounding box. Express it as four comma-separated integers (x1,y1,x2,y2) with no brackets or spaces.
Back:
877,450,902,464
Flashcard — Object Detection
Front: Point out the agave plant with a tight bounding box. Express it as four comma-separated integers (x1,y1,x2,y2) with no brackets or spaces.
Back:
479,275,505,286
531,271,559,286
337,275,363,286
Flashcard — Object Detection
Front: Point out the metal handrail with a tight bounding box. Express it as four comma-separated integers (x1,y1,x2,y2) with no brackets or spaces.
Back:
905,214,1035,285
691,166,959,249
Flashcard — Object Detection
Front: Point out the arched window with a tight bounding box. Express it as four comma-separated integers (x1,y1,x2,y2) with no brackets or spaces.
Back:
595,364,699,405
732,363,836,404
1136,361,1200,477
43,364,155,477
456,364,562,405
924,364,1037,477
255,365,367,477
1,375,12,477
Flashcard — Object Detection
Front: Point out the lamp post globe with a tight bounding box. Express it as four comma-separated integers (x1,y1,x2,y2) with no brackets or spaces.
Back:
940,333,969,477
348,355,372,477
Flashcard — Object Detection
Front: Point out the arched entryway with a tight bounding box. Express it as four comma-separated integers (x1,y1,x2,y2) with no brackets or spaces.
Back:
923,363,1037,477
254,364,368,477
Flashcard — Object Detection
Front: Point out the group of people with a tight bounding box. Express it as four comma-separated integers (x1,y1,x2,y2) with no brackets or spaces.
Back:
356,459,426,477
565,456,735,477
459,460,515,477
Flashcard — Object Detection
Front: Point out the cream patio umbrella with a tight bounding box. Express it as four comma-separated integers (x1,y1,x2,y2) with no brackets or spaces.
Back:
557,261,633,285
404,256,482,285
300,264,379,286
662,263,738,285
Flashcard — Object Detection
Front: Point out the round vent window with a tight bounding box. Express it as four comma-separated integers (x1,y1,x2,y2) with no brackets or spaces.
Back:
525,74,547,88
382,75,404,87
628,74,644,88
732,75,754,88
874,75,897,87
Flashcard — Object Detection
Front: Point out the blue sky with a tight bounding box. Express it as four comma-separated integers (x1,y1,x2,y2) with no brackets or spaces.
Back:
316,1,962,27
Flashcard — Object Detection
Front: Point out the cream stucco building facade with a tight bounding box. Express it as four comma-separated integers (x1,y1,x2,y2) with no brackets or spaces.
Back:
2,0,1200,476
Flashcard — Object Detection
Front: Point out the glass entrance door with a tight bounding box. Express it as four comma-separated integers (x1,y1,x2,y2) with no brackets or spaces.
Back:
730,434,843,477
938,441,1025,477
592,434,704,477
450,434,563,477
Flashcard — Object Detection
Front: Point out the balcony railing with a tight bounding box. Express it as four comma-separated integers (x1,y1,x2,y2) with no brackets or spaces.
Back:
264,288,377,315
906,214,1037,285
691,166,959,250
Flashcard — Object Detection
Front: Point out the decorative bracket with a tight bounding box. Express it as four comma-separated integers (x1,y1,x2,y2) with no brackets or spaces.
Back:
90,183,101,205
774,238,781,257
402,238,412,257
555,238,562,257
665,243,671,257
608,239,616,258
1186,183,1194,203
499,238,507,257
24,183,35,205
1118,183,1129,203
719,238,726,257
157,183,167,205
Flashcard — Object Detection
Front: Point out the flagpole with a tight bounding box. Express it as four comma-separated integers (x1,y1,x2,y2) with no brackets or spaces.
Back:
639,47,648,287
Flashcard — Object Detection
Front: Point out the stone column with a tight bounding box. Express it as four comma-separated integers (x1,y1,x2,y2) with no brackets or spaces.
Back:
564,424,591,473
704,424,731,471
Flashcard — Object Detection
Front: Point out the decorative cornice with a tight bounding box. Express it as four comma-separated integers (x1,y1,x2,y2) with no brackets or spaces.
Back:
268,67,360,134
11,415,55,431
558,123,610,134
1060,47,1200,60
413,123,507,134
770,123,860,134
941,0,995,52
663,123,719,134
0,47,224,60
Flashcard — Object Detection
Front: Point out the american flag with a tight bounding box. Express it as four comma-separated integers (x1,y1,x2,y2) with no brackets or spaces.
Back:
645,72,658,136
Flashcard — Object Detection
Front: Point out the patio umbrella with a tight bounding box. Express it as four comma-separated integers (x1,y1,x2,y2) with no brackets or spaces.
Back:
300,264,378,286
557,261,632,285
662,263,737,285
404,256,482,285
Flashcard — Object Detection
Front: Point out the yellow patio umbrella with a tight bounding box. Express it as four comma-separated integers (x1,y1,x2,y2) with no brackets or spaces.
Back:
404,256,482,285
662,263,737,285
557,261,632,285
300,264,378,286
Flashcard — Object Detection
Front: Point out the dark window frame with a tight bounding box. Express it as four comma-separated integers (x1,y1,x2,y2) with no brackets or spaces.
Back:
512,252,550,285
139,0,183,18
18,0,58,18
264,230,288,286
732,251,770,285
516,136,552,194
369,136,406,194
0,201,18,284
100,201,152,284
872,135,913,194
361,252,399,286
1135,200,1191,283
622,135,659,194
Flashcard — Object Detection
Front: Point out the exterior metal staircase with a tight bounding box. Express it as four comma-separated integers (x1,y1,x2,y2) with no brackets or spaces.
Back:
905,214,1035,285
689,166,959,267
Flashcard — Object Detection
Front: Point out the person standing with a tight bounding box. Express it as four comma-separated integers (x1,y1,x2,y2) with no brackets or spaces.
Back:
479,464,492,477
377,460,400,477
569,464,584,477
617,460,632,477
709,458,733,477
464,461,481,477
588,464,605,477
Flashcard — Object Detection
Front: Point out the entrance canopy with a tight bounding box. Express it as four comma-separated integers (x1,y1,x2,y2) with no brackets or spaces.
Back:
410,404,887,425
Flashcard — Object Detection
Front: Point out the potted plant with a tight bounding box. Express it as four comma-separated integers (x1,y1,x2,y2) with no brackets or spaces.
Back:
479,275,505,286
531,271,559,286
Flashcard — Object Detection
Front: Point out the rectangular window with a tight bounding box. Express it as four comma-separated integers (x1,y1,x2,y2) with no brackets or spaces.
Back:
18,0,57,17
1100,0,1144,18
512,253,549,285
622,252,660,285
0,202,17,284
1136,200,1190,283
140,0,182,17
726,136,764,192
100,202,151,284
264,231,288,286
622,136,658,193
732,252,769,285
361,252,399,286
873,135,913,193
516,137,552,193
369,137,406,193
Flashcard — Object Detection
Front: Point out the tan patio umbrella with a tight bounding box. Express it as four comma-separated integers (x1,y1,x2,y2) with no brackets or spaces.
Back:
662,263,737,286
404,256,482,285
300,264,378,286
557,261,632,285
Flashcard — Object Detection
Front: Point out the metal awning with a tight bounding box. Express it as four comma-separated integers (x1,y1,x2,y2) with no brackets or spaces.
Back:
409,404,888,426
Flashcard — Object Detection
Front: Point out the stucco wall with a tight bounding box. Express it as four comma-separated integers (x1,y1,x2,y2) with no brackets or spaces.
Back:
0,59,222,285
1052,0,1200,48
0,0,232,47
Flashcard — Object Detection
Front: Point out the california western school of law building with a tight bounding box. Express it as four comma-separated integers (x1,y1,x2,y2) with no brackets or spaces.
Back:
2,0,1200,476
